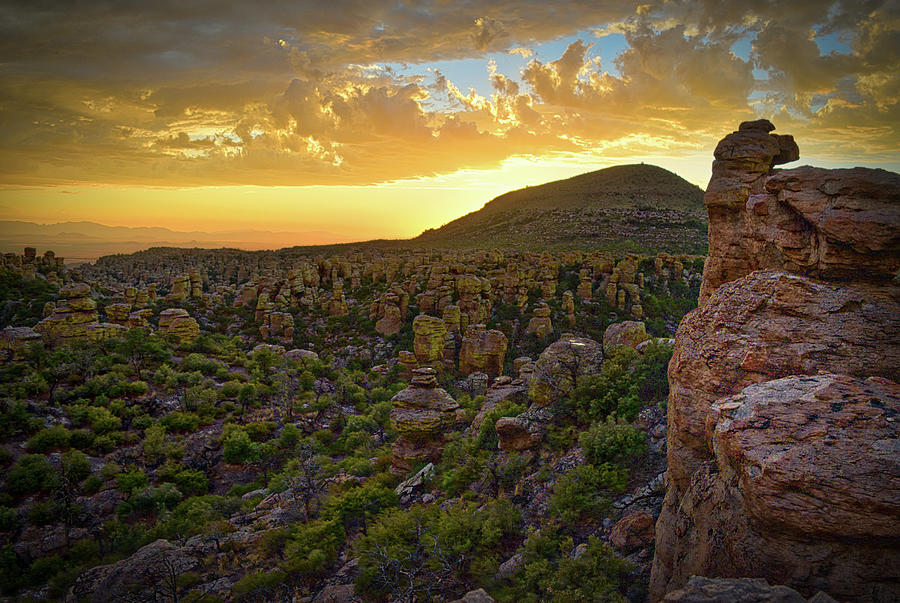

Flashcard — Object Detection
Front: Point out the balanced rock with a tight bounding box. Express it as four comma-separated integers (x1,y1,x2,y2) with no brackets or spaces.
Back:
651,121,900,601
525,302,552,338
35,282,99,341
390,368,462,473
458,324,508,377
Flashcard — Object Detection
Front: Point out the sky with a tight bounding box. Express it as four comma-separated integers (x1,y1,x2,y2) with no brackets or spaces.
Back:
1,0,898,244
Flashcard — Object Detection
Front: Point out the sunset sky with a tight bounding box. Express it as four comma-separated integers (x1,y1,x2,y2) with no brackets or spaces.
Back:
1,0,898,243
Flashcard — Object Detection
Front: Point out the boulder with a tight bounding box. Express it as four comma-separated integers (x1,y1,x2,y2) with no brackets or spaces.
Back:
451,589,495,603
662,576,833,603
496,408,551,451
603,320,650,356
459,324,508,377
530,334,603,407
158,308,200,345
69,539,199,602
609,510,655,553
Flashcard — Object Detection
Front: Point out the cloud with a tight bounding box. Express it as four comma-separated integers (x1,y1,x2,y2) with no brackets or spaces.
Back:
0,0,897,188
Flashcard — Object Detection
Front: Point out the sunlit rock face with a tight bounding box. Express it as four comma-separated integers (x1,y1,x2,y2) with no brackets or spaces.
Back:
700,119,899,304
158,308,200,346
458,323,508,378
650,121,900,602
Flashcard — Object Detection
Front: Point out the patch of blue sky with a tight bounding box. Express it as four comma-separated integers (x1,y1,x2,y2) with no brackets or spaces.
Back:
813,29,854,55
386,30,630,100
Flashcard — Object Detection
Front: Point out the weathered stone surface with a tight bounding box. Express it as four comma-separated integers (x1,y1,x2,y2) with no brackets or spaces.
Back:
451,588,495,603
700,122,898,303
68,539,199,603
158,308,200,345
609,510,655,553
459,324,508,377
0,326,41,361
377,305,403,338
35,282,100,341
664,270,900,495
412,314,447,365
390,368,461,473
651,121,900,603
469,376,529,433
285,348,319,362
496,408,550,451
663,576,818,603
525,302,552,337
603,320,650,356
530,334,603,407
313,584,362,603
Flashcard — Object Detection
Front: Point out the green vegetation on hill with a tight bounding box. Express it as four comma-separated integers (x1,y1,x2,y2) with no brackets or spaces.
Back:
412,164,707,253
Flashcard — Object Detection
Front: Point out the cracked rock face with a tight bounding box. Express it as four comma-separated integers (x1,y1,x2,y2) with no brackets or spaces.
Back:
650,121,900,602
654,375,899,602
700,119,900,304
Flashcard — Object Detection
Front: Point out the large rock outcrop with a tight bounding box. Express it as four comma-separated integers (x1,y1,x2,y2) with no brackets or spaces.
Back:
651,121,900,602
700,119,898,303
158,308,200,346
458,324,508,377
35,282,123,342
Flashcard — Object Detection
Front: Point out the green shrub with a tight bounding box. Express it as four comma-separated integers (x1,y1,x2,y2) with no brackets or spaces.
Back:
580,418,646,466
244,421,276,442
233,569,287,599
142,422,166,463
88,407,121,434
322,481,398,530
173,469,209,496
68,428,95,450
7,454,56,496
27,500,57,526
0,507,16,532
503,528,629,602
160,411,200,433
116,468,149,496
60,450,92,483
549,463,628,523
223,428,260,464
25,425,71,453
282,518,346,579
356,499,520,599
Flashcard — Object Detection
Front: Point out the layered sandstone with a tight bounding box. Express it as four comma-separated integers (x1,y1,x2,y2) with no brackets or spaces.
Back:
158,308,201,346
390,368,462,473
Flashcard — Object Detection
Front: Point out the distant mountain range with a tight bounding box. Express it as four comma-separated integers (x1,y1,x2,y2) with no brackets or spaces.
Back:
409,164,707,253
0,221,356,262
2,164,709,262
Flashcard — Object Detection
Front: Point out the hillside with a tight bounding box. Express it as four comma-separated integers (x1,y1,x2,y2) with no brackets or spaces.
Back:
411,164,708,253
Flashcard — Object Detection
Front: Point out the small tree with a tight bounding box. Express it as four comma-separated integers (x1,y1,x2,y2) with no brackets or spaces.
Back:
290,443,324,522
